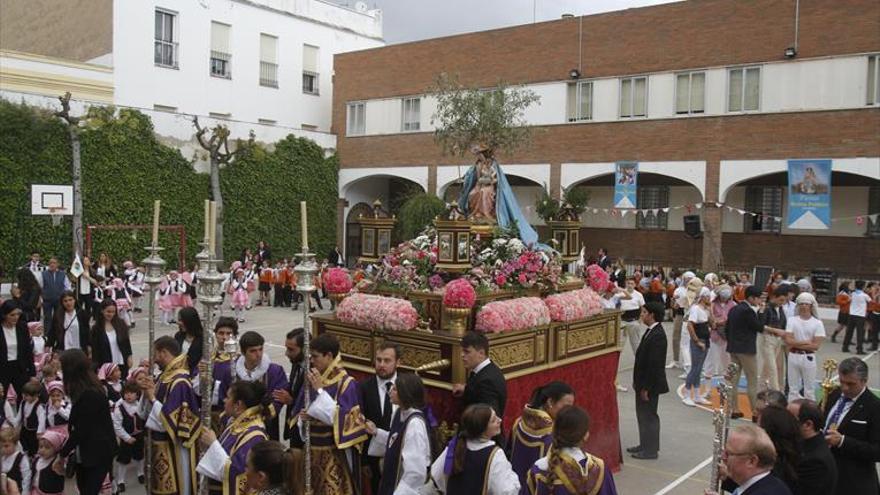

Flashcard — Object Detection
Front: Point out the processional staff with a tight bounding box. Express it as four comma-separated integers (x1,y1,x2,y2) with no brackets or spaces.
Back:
295,200,318,495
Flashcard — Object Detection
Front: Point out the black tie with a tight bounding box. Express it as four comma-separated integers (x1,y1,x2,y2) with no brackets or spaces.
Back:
382,382,393,428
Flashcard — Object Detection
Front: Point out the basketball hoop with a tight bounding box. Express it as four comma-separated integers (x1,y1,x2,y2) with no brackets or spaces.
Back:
48,207,62,227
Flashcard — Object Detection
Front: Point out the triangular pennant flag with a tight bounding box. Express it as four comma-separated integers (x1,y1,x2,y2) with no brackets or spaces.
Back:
592,208,599,214
726,206,735,212
662,207,670,213
621,209,629,218
869,214,879,222
715,202,722,208
695,203,703,209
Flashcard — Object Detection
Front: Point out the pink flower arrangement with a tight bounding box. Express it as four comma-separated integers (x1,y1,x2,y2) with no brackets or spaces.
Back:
585,264,611,293
443,279,476,309
544,288,605,322
336,293,419,332
323,267,353,294
475,297,550,333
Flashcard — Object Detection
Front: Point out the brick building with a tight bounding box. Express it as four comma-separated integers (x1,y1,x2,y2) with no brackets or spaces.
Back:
332,0,880,278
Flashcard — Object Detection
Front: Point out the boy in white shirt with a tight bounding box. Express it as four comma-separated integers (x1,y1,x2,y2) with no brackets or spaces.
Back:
843,279,871,354
784,292,826,401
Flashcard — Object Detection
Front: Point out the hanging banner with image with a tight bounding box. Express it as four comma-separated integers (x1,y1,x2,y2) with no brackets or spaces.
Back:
614,161,638,209
787,159,831,229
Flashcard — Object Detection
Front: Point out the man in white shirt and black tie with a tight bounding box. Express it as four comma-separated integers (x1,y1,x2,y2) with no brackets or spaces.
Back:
822,357,880,495
359,341,400,494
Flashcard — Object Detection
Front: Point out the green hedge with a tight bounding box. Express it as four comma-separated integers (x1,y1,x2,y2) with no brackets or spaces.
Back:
0,99,337,277
220,135,338,262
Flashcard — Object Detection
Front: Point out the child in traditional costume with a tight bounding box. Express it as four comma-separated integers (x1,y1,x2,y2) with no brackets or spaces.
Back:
112,381,146,493
110,278,134,327
425,403,520,495
242,262,256,310
257,261,273,306
158,271,184,325
99,363,124,405
196,380,269,495
228,269,249,323
123,261,145,314
0,427,31,493
30,429,67,495
272,261,287,308
28,322,49,375
42,381,69,433
17,380,45,458
179,270,195,308
527,406,618,495
509,382,575,494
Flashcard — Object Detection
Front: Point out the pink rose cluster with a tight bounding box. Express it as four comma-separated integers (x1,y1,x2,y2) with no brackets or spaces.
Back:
323,267,353,294
585,264,611,293
475,297,550,333
443,279,476,309
544,288,604,322
336,293,419,332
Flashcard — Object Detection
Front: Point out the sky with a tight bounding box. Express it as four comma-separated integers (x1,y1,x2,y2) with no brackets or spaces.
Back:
331,0,680,44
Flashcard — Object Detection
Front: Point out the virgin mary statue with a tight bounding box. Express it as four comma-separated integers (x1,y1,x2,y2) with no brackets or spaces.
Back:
457,144,540,246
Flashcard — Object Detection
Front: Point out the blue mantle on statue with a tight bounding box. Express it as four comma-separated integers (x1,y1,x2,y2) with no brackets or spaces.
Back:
458,160,540,247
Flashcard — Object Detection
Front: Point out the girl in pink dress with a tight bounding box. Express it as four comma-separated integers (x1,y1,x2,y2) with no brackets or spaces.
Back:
227,269,250,323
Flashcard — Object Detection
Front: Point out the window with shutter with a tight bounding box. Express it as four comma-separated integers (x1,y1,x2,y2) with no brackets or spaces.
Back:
620,77,647,118
744,186,782,233
210,22,231,78
302,44,319,95
260,34,278,88
401,97,420,131
154,9,178,68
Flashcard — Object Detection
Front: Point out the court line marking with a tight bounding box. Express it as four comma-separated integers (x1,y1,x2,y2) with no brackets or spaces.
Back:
652,456,713,495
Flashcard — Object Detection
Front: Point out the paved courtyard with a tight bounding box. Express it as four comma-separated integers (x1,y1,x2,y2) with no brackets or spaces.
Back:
114,301,878,495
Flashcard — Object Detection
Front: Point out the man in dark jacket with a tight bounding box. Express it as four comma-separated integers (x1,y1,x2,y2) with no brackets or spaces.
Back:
823,358,880,495
41,257,69,333
452,332,507,446
628,301,669,459
726,286,785,419
717,423,793,495
787,399,838,495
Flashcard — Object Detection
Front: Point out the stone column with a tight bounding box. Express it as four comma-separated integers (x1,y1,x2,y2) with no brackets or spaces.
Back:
550,163,562,200
701,159,722,271
427,164,438,197
336,198,348,259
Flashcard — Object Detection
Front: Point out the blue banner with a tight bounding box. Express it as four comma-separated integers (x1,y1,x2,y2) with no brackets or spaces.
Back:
614,161,638,209
787,159,831,229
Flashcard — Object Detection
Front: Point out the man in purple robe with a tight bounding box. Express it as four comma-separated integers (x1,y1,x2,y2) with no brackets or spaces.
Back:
291,332,368,495
196,380,269,495
234,331,289,440
140,336,201,495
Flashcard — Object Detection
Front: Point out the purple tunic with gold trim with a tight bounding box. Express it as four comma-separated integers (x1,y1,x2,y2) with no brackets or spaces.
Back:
150,353,202,495
207,406,268,495
527,449,618,495
290,358,368,495
509,406,554,495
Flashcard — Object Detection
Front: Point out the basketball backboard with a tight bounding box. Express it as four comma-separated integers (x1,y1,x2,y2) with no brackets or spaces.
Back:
31,184,73,215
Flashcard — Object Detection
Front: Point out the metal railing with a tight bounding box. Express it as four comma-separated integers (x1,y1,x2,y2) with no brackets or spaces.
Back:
260,61,278,88
210,51,231,78
302,71,319,94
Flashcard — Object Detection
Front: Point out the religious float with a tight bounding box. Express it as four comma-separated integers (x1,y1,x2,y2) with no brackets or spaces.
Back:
313,144,625,470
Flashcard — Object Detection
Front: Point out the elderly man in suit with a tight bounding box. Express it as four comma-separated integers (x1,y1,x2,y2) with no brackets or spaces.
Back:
787,399,838,495
823,357,880,495
359,341,401,494
628,301,669,460
452,332,507,445
714,423,793,495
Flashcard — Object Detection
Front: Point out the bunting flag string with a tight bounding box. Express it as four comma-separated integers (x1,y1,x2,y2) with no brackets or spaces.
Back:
584,201,879,225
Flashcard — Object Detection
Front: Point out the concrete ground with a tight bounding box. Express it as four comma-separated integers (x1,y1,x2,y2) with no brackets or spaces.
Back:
111,302,878,495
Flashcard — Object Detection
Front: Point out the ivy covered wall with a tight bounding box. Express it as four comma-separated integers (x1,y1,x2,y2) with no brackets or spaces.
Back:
0,99,337,277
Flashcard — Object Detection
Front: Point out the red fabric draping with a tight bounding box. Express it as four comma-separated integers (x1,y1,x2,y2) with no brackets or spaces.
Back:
346,350,622,472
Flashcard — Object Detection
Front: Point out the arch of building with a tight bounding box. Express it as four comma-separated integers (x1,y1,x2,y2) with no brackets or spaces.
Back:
560,161,707,200
436,163,551,198
718,157,880,202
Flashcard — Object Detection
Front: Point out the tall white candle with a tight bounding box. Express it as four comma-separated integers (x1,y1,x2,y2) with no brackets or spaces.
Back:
300,201,308,251
152,200,161,248
203,199,210,243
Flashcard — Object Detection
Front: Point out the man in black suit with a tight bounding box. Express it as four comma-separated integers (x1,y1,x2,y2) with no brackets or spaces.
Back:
716,423,793,495
452,332,507,443
787,399,838,495
823,357,880,495
273,328,306,445
327,246,344,267
628,301,668,459
359,341,401,494
726,285,786,420
597,247,610,270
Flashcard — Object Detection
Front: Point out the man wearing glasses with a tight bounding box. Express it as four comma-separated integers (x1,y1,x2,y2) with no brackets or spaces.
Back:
710,423,793,495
